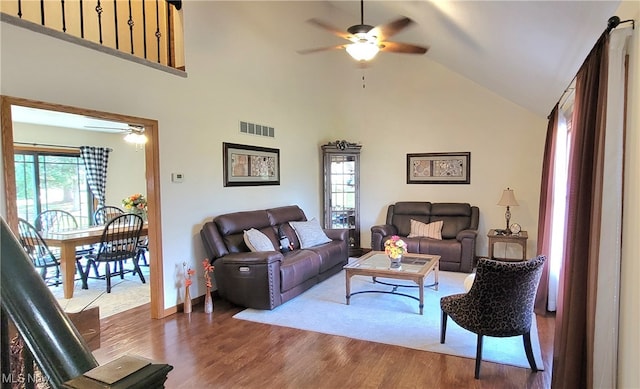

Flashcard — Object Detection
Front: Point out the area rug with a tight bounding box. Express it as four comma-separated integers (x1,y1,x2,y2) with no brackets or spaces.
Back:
233,269,544,370
50,266,150,319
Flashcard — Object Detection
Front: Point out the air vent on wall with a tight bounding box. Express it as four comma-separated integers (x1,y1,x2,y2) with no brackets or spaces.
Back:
240,121,275,138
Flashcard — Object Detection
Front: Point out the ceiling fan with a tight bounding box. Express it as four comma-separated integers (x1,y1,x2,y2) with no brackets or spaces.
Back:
84,124,148,144
298,0,429,62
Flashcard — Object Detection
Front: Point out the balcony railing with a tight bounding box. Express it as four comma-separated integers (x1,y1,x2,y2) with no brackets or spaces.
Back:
0,0,185,71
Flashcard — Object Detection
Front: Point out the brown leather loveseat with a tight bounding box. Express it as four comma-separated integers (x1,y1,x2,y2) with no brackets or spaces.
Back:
200,205,348,310
371,202,479,273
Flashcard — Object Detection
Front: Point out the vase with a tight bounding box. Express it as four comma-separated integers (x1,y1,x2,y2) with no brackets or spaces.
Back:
184,287,192,314
132,208,147,221
389,255,402,269
204,287,214,314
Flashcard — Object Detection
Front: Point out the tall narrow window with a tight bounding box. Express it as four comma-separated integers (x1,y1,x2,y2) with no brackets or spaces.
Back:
547,101,573,311
14,148,95,227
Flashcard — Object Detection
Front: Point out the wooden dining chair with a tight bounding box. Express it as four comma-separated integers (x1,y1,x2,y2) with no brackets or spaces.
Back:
35,209,98,277
93,205,124,226
81,213,146,293
94,205,148,272
18,218,90,288
35,209,78,232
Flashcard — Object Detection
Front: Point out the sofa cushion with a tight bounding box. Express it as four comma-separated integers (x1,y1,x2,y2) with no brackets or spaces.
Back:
215,210,274,253
408,219,443,240
390,202,432,236
430,203,472,239
419,238,462,265
244,228,276,252
290,218,331,249
280,250,321,292
305,240,347,273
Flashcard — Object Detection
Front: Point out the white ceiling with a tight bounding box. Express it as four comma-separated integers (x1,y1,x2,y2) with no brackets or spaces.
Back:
11,106,134,132
288,0,622,117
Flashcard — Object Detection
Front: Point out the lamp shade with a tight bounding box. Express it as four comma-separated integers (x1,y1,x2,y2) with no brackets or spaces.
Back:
346,41,380,61
497,188,519,207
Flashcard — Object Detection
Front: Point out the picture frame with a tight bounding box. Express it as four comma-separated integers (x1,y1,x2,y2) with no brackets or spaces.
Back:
223,142,280,187
406,152,471,184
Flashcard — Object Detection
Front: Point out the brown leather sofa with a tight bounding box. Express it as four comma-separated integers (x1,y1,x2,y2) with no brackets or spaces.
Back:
200,205,349,310
370,202,479,273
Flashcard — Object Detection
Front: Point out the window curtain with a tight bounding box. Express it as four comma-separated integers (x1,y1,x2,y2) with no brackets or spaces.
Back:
552,33,609,389
592,26,632,389
549,25,632,388
534,104,558,315
79,146,111,208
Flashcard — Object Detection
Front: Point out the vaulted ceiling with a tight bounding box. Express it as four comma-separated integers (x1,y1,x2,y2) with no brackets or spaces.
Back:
264,1,622,117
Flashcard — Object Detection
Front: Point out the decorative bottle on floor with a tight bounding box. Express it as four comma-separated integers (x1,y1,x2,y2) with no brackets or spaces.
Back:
204,288,213,314
203,259,215,314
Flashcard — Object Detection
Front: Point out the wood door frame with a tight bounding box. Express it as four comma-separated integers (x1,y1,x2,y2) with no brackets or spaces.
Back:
1,95,166,319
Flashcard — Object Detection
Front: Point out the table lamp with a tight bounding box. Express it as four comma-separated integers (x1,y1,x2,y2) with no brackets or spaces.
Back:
497,188,519,235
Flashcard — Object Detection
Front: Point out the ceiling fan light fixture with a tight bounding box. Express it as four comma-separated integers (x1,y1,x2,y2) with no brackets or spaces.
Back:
346,41,380,61
124,129,148,145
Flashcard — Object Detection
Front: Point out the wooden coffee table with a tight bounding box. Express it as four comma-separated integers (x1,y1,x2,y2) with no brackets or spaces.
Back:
343,251,440,315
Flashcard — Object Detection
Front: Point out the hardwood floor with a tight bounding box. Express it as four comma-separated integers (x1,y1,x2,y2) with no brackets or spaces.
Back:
93,299,554,388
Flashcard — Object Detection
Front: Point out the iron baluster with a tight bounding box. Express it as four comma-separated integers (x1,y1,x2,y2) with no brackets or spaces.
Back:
17,0,22,18
39,0,44,25
166,3,172,67
155,0,161,63
113,0,119,49
79,0,84,38
127,0,134,54
96,0,103,45
61,0,67,33
142,0,148,60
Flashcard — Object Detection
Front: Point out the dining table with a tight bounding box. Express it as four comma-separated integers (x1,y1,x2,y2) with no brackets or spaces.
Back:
40,222,149,299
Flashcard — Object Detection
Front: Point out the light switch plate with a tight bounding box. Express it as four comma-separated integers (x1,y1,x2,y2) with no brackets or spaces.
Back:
171,173,184,183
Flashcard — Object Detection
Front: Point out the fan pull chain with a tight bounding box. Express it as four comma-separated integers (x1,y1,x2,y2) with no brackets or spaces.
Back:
362,75,366,88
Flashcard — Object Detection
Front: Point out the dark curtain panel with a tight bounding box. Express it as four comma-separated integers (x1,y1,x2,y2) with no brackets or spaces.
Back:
552,34,609,389
79,146,111,208
534,104,558,315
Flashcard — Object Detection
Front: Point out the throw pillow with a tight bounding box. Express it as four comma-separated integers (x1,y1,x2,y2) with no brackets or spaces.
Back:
289,218,331,249
243,228,276,252
407,219,443,240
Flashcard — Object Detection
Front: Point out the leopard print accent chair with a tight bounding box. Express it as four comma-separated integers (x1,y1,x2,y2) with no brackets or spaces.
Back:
440,255,546,379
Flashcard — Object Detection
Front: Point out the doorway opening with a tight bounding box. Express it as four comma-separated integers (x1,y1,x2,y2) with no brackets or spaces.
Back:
1,95,166,319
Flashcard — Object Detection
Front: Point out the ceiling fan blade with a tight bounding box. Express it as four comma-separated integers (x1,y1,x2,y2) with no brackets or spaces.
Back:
84,125,127,130
372,17,414,41
379,41,429,54
306,18,352,40
297,44,349,55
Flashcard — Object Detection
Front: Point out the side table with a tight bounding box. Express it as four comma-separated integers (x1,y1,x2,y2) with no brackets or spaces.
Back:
487,229,528,261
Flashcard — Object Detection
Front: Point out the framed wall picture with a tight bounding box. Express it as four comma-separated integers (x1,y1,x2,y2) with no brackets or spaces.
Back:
223,142,280,186
406,152,471,184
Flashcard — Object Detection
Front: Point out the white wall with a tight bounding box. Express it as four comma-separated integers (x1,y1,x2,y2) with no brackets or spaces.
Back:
330,54,546,257
0,2,336,308
617,1,640,387
13,123,146,205
1,2,544,310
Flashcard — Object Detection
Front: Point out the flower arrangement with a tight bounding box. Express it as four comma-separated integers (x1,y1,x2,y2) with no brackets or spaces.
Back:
122,193,147,212
183,262,195,287
203,259,214,289
384,235,407,259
